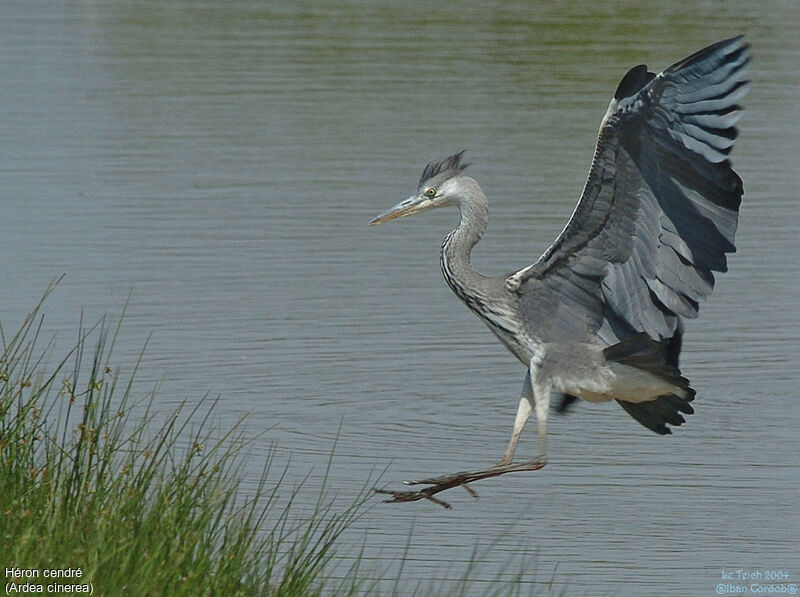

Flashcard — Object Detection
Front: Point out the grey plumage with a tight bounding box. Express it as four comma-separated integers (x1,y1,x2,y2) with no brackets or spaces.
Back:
418,150,470,190
370,37,748,483
517,36,748,347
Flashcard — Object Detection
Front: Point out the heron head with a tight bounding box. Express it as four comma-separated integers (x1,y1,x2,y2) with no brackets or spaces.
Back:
369,151,471,225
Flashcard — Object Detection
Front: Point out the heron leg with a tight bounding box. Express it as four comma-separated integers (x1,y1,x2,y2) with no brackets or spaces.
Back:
532,377,550,463
374,363,550,509
495,371,533,467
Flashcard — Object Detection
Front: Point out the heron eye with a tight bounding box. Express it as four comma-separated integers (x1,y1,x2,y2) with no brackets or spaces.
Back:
425,187,436,198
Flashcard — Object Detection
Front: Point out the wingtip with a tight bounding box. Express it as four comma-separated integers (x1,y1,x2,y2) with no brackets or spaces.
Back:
614,64,655,100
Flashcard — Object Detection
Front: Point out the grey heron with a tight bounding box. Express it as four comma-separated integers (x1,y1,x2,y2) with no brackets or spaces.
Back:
370,37,749,508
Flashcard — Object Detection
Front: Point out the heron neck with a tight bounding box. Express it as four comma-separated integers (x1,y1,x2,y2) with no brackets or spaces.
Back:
441,181,490,295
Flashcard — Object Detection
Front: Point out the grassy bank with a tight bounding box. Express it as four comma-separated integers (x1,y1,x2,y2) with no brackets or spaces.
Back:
0,289,372,596
0,288,563,596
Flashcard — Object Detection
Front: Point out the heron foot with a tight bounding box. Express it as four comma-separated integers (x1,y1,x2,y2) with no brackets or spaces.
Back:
374,457,547,509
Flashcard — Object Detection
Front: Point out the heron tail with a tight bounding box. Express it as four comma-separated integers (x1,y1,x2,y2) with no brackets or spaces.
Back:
604,333,696,435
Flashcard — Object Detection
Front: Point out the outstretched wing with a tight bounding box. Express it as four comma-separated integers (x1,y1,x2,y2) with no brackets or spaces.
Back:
512,36,749,347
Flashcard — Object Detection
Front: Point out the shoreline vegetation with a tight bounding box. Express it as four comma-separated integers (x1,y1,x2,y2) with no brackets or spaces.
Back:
0,285,562,596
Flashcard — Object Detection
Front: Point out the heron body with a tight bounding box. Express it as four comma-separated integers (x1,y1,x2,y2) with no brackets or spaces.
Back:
370,37,749,499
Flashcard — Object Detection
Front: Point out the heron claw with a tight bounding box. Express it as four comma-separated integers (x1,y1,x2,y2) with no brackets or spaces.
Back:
376,457,546,509
374,487,453,509
462,484,479,498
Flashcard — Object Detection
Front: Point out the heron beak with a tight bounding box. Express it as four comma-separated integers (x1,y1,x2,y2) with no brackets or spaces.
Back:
369,195,433,226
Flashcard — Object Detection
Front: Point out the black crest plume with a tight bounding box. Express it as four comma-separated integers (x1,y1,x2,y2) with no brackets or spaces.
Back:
418,150,470,189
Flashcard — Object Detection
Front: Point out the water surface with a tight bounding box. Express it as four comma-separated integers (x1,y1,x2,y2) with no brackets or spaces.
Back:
1,1,798,594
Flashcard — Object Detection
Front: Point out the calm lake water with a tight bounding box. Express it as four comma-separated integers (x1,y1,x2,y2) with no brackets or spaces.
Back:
2,1,798,595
